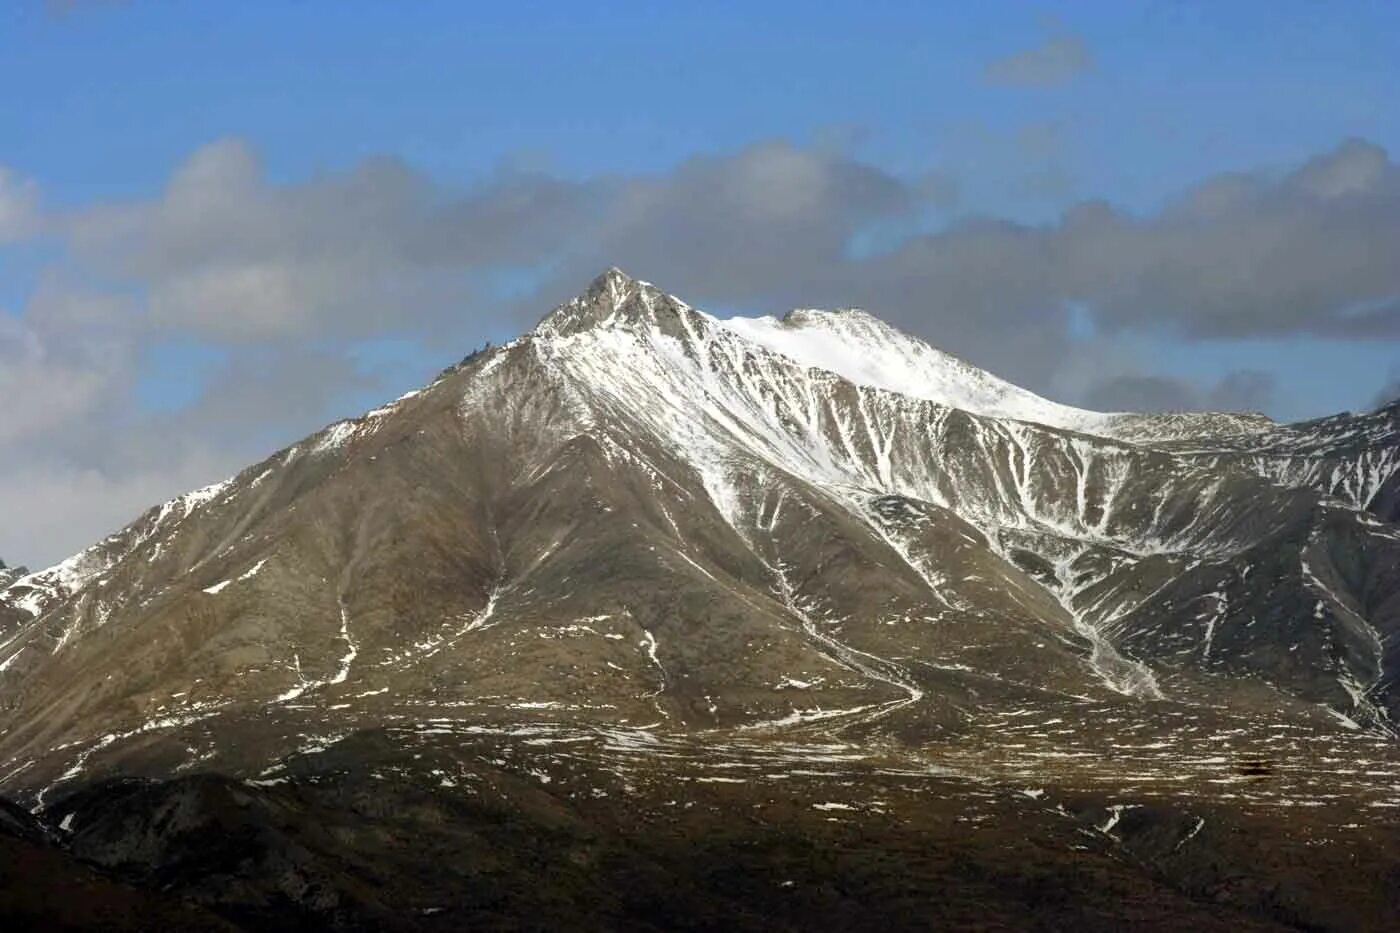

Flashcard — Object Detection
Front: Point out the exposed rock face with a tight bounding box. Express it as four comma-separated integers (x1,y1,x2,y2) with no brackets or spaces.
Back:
1,269,1398,929
0,561,25,635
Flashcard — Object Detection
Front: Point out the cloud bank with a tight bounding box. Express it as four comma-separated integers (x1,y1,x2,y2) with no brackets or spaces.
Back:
2,135,1399,565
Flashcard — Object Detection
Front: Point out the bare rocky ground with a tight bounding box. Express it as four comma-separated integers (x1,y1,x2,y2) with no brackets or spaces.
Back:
2,270,1398,929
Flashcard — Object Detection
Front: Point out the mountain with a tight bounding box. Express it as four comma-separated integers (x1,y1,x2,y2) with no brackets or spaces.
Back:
0,560,23,590
0,561,25,635
1,269,1399,930
1160,399,1400,520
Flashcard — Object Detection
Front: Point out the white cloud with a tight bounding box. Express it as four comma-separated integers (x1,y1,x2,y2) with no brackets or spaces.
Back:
0,281,135,446
0,452,239,570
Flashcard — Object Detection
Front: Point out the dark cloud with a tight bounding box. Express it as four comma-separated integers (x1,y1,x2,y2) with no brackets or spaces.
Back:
1083,370,1276,414
1208,370,1276,412
1098,138,1400,339
813,138,1400,354
67,140,472,341
65,134,1400,355
61,138,920,344
1374,369,1400,410
4,134,1400,564
578,142,918,306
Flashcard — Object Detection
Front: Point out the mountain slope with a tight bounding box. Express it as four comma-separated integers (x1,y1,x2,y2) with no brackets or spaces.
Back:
719,307,1275,442
1160,399,1400,520
0,268,1397,820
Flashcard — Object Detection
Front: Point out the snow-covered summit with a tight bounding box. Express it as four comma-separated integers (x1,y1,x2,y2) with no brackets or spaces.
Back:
718,306,1119,435
531,268,1272,441
533,267,677,339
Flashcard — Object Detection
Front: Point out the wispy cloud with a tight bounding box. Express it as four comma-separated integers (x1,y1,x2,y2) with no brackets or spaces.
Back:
0,166,40,243
985,22,1093,87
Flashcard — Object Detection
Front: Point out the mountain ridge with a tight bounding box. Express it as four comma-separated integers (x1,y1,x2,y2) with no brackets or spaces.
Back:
0,267,1396,805
0,268,1398,928
4,266,1383,627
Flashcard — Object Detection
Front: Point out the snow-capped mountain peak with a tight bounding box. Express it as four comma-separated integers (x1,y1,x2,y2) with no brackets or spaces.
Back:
717,305,1118,434
529,268,1273,443
536,268,1084,431
532,267,679,339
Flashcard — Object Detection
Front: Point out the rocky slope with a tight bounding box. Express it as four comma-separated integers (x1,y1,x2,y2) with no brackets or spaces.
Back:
0,561,25,637
0,560,23,591
1,269,1398,929
1161,399,1400,520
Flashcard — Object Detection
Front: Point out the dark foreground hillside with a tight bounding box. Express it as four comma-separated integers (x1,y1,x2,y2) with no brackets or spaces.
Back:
4,727,1398,932
0,796,233,930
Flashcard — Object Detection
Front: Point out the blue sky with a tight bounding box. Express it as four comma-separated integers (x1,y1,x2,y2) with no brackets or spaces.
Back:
2,0,1399,564
10,3,1398,208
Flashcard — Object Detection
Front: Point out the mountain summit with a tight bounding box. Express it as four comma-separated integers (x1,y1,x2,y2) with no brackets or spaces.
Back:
0,270,1398,926
532,266,658,336
1,268,1397,776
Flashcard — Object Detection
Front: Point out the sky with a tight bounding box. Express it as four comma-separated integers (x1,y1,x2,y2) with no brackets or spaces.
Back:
2,0,1399,566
